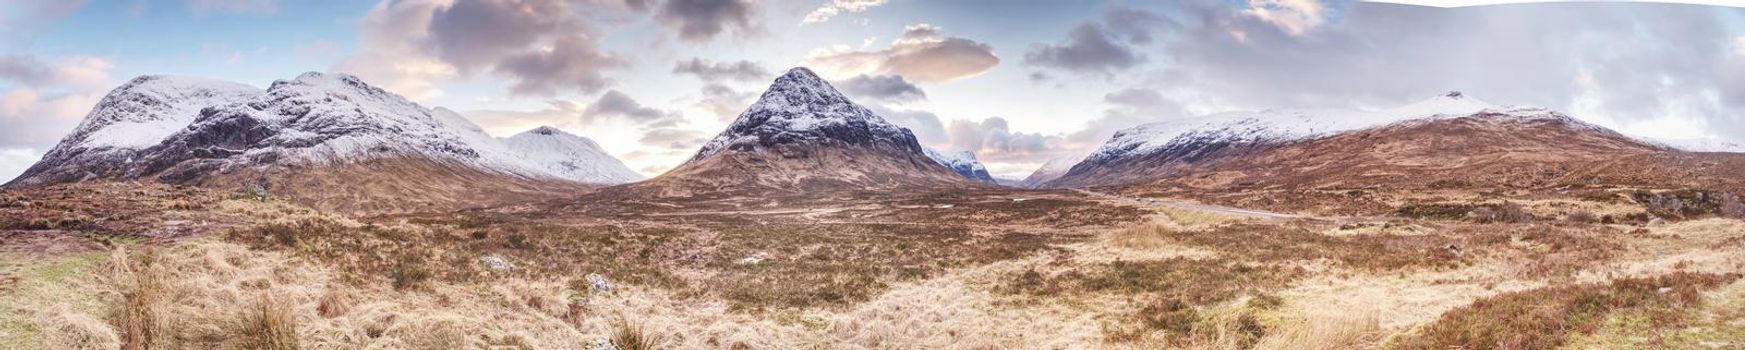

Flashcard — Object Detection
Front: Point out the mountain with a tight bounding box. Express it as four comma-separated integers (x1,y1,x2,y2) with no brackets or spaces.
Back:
1045,93,1745,193
1020,155,1085,188
502,126,644,184
7,73,639,212
923,148,996,184
633,67,966,195
1047,92,1500,187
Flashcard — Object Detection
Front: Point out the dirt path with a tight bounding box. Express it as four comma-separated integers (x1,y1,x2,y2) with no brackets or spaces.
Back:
1070,188,1300,220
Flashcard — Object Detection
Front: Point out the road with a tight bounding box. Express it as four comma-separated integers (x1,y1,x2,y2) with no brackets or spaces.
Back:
1069,189,1299,220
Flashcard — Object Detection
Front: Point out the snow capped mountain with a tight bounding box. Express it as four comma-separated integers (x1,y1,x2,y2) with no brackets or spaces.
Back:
1648,136,1745,153
645,67,966,192
503,126,644,184
1083,91,1495,166
1049,92,1670,188
1020,155,1085,188
687,67,919,162
62,75,262,151
8,72,640,188
923,148,996,184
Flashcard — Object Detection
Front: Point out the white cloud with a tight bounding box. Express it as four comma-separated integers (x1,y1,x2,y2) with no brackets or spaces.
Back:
1242,0,1328,35
0,148,44,184
803,0,887,24
0,55,115,150
805,24,1000,82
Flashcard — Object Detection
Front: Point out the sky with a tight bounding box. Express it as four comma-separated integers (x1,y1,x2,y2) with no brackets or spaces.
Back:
2,0,1744,181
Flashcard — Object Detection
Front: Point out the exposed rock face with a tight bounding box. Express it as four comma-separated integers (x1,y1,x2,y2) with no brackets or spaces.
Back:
924,148,996,184
638,67,966,193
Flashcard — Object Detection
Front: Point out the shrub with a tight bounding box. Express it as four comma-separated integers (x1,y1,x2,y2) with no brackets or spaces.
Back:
390,259,431,291
1468,202,1533,224
1564,210,1597,223
1137,298,1199,336
1389,272,1739,350
229,294,298,350
611,318,658,350
116,260,166,350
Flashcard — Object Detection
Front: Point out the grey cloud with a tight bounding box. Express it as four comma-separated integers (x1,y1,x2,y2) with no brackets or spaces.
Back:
496,35,626,96
584,90,679,123
427,0,576,73
696,83,755,121
1025,23,1143,74
338,0,631,98
1104,6,1166,45
1150,1,1745,138
639,127,708,149
866,105,946,144
837,74,926,103
944,117,1065,163
0,55,53,85
673,58,771,82
655,0,756,42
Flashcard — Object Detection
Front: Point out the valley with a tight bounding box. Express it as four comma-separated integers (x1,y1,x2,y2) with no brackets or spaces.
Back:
1,67,1742,349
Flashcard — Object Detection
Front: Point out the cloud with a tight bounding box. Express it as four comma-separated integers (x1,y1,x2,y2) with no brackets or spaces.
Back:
672,58,771,82
0,0,87,44
1139,1,1745,141
803,0,887,24
638,127,707,150
336,0,629,99
805,24,1000,83
1070,87,1189,146
943,117,1066,163
584,90,680,124
0,147,43,183
694,83,755,121
1025,23,1143,74
836,74,926,103
655,0,757,42
866,105,946,144
0,55,115,150
495,34,626,96
186,0,278,15
1241,0,1330,35
1105,6,1167,45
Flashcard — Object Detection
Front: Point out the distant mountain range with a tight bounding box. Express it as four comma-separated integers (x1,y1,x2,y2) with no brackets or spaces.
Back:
1043,91,1745,193
6,73,639,211
10,69,1744,210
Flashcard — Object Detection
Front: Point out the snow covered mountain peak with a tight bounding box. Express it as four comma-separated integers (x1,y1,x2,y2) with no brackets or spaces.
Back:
687,66,914,161
1082,92,1505,165
9,72,646,187
503,126,643,184
923,148,996,183
61,75,262,151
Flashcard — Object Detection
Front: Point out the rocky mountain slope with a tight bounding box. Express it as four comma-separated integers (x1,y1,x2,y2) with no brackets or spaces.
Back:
7,72,640,211
1047,93,1745,193
632,67,967,195
924,148,996,184
1020,155,1085,188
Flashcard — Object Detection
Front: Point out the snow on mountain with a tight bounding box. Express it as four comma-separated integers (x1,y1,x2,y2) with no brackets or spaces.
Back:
1021,155,1085,187
503,126,644,184
687,67,917,162
1646,136,1745,153
923,148,996,183
60,75,263,151
1085,91,1496,165
9,72,640,187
